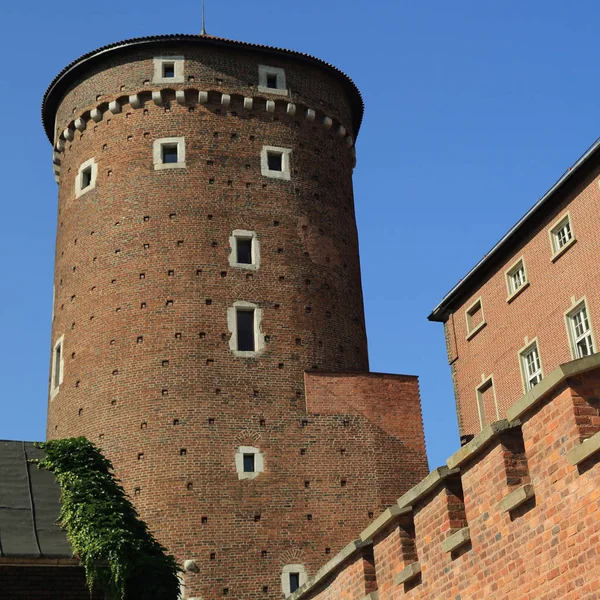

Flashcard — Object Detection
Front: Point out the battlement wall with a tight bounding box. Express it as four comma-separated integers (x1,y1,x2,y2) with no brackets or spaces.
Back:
291,354,600,600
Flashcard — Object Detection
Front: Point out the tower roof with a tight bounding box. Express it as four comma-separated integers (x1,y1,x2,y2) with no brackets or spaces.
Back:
41,34,365,144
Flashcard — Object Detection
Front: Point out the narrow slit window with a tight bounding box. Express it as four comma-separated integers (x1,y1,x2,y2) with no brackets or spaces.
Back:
243,453,255,473
237,238,253,264
267,152,283,172
162,145,178,164
162,62,175,78
569,303,595,358
289,573,300,594
53,343,62,390
81,167,92,190
237,310,255,351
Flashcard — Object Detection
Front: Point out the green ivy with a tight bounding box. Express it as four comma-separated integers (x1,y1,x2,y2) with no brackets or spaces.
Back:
34,437,181,600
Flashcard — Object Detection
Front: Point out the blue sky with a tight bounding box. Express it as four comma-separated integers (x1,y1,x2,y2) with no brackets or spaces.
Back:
0,1,598,469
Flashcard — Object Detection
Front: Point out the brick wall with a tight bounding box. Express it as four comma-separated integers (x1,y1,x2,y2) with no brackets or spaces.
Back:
439,163,600,437
292,357,600,600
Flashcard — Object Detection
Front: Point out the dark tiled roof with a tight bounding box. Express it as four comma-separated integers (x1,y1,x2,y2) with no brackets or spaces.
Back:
0,441,71,558
41,34,365,143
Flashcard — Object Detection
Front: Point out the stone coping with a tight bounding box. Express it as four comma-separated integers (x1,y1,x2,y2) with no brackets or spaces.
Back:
499,484,535,513
507,353,600,422
0,557,80,567
441,527,471,553
447,419,520,470
567,431,600,466
396,466,459,510
360,505,412,542
394,561,421,585
288,538,371,600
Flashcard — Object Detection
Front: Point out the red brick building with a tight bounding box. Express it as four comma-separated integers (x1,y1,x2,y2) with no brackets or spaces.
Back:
42,33,428,599
429,140,600,438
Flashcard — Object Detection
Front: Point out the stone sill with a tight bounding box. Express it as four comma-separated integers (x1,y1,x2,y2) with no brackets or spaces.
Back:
441,527,470,553
394,561,421,585
567,431,600,466
550,237,577,263
506,281,530,304
499,483,535,513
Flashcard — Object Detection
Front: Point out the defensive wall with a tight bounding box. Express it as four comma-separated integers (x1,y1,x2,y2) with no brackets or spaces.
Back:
290,353,600,600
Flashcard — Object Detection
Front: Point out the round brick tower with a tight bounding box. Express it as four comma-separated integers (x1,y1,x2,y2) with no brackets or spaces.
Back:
43,34,428,600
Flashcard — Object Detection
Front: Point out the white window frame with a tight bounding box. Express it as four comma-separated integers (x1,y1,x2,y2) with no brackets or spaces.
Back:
227,301,265,357
281,564,308,597
75,158,98,198
565,298,596,360
505,257,529,302
153,56,185,84
50,335,64,398
261,146,291,180
519,339,543,393
475,375,499,431
258,65,288,96
229,230,261,270
153,137,186,170
549,212,575,261
234,446,264,480
465,296,486,340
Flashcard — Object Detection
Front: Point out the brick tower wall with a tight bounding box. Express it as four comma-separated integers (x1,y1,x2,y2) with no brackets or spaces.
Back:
45,40,428,599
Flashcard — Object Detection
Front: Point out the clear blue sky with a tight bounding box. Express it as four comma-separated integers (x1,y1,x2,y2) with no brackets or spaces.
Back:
0,1,598,469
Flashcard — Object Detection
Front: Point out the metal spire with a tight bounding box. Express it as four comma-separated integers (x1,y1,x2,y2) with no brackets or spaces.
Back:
201,0,207,35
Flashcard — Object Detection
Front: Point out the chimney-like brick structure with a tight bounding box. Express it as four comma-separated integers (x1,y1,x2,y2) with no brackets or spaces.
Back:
43,35,428,599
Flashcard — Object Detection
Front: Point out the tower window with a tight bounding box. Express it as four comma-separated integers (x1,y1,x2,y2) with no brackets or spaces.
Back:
567,300,595,359
235,446,264,479
230,231,260,270
289,573,300,593
261,146,291,180
281,564,307,597
549,213,576,260
51,335,64,397
154,138,186,170
243,453,255,473
153,56,185,83
228,301,265,356
236,238,252,264
258,65,288,95
75,158,98,198
237,310,255,352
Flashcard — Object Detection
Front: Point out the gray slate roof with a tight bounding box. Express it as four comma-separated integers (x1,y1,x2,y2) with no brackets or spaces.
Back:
0,440,71,558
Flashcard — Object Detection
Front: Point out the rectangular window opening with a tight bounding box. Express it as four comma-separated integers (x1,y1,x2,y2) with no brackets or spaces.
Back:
522,344,542,391
81,167,92,190
266,73,278,89
162,62,175,78
162,145,179,164
243,453,255,472
267,152,283,172
53,343,62,390
236,238,253,264
509,263,526,294
289,573,300,594
237,309,255,352
570,304,594,358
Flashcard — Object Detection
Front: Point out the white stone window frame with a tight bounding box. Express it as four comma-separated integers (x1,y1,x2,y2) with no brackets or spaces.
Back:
229,230,261,270
465,296,486,340
548,211,576,262
75,158,98,198
50,335,64,399
153,56,185,84
519,338,543,393
505,256,529,303
153,137,187,171
475,375,499,431
227,301,265,357
281,564,308,597
235,446,264,480
258,64,288,96
565,297,596,360
261,146,292,180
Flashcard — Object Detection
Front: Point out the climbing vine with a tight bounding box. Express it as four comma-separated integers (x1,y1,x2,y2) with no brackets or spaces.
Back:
35,437,181,600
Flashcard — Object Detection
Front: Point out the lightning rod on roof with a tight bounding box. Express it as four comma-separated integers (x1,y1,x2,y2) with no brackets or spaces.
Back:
201,0,207,35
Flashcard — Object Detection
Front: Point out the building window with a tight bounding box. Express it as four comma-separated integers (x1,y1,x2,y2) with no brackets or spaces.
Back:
235,446,264,480
229,230,261,270
281,564,307,597
549,213,575,260
520,341,543,392
475,376,498,430
153,56,185,83
465,297,486,340
75,158,97,198
153,137,186,170
505,257,529,301
261,146,291,180
227,301,265,356
258,65,288,95
566,300,595,359
51,335,64,397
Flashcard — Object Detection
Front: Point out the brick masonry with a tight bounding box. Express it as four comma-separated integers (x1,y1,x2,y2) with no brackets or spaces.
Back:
44,38,428,599
291,359,600,600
